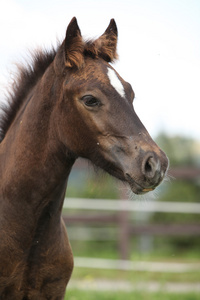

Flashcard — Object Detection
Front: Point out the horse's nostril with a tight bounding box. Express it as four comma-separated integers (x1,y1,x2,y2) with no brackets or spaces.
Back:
145,159,153,174
142,154,160,180
144,157,155,178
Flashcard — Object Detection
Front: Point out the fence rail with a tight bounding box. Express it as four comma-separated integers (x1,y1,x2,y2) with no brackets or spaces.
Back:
73,257,200,273
63,198,200,260
64,198,200,214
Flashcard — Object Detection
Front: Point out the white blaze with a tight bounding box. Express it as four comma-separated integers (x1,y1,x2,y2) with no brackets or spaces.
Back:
107,68,125,98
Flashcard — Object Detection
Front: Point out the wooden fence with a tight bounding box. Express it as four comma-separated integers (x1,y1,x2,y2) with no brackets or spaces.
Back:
62,198,200,260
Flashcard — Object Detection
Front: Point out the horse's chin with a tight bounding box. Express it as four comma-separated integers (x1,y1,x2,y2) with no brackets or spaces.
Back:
129,183,151,195
125,174,155,195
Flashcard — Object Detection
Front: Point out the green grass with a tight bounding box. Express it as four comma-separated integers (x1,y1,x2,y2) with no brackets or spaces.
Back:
71,267,200,283
65,290,200,300
69,238,200,262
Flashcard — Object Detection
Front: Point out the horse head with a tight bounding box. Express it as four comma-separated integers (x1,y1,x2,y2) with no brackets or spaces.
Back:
53,17,168,194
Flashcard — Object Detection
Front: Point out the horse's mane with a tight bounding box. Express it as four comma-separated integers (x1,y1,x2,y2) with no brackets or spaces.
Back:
0,32,117,143
0,47,57,142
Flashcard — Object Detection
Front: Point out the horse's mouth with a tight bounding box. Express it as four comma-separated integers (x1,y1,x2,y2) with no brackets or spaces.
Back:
125,173,155,195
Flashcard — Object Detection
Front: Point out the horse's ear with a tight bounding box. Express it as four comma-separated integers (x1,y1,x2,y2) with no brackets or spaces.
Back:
64,17,84,68
95,19,118,62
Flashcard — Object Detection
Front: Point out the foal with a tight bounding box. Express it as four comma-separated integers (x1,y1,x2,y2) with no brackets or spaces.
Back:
0,17,168,299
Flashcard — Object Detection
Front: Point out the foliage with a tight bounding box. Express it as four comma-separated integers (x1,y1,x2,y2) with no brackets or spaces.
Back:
70,240,119,260
66,166,119,199
160,180,200,203
156,133,200,167
154,180,200,221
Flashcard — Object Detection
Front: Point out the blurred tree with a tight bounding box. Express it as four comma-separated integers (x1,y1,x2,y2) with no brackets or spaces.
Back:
66,168,119,199
156,132,200,167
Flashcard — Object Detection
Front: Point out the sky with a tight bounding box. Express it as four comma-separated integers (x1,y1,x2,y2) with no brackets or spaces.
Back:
0,0,200,141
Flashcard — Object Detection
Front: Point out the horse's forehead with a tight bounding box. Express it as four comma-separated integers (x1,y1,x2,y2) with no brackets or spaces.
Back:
106,67,125,98
82,62,126,98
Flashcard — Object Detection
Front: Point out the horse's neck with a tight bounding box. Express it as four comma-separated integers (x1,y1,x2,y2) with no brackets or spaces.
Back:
0,64,75,215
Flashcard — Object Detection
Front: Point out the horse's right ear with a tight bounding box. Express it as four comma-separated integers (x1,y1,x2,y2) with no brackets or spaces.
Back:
94,19,118,62
64,17,84,68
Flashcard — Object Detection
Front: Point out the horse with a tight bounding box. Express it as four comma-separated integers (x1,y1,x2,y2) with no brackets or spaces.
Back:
0,17,168,299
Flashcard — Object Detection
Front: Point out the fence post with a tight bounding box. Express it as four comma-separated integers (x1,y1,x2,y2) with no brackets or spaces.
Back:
118,186,130,260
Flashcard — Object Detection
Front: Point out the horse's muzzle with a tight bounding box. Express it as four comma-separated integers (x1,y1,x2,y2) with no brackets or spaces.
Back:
125,151,169,194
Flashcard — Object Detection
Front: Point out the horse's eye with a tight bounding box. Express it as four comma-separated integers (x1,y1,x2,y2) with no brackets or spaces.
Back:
81,95,100,107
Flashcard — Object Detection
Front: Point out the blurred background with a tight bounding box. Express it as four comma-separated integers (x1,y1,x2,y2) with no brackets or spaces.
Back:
0,0,200,299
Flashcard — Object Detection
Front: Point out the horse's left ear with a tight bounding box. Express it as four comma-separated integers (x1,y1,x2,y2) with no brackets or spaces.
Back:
64,17,84,68
94,19,118,62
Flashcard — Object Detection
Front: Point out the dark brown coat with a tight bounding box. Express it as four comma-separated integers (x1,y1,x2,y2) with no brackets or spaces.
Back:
0,17,168,299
